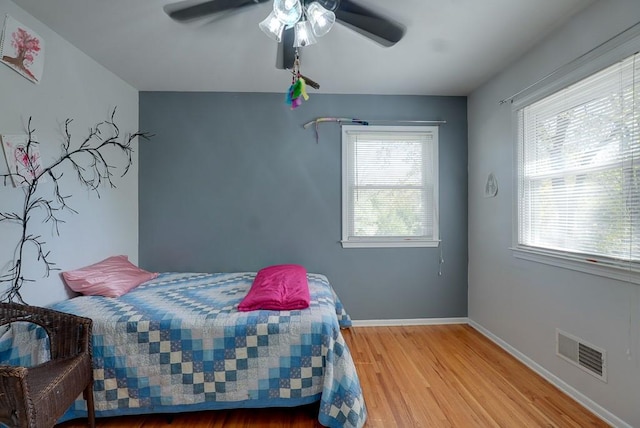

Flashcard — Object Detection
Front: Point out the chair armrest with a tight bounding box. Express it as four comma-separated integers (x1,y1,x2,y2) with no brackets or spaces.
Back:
47,309,92,360
0,303,92,360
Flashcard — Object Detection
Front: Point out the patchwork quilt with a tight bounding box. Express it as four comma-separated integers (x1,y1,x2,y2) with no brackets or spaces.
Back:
1,272,366,428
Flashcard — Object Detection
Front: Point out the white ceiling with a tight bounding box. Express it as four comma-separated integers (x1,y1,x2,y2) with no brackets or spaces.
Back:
12,0,595,95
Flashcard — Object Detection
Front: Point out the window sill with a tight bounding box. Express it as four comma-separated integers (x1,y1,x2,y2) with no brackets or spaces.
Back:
511,246,640,285
341,239,440,249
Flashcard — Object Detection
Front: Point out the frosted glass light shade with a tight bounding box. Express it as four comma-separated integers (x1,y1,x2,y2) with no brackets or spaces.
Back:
273,0,302,27
306,2,335,37
259,11,286,42
294,20,317,47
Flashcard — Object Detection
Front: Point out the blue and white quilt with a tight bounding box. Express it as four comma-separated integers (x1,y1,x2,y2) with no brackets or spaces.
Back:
40,272,366,428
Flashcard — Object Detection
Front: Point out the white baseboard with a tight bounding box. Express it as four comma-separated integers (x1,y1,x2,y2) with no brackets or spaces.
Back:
468,320,631,428
351,317,468,327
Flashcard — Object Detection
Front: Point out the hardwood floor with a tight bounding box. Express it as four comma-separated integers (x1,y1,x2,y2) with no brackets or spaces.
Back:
57,325,608,427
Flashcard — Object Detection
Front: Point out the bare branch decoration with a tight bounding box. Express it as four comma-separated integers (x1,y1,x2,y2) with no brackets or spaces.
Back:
0,108,152,303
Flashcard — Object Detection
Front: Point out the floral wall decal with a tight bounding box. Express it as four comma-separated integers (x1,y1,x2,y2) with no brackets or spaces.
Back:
0,15,44,83
0,109,152,303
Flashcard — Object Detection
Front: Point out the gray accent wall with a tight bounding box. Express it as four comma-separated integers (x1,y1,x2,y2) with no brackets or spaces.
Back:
139,92,467,320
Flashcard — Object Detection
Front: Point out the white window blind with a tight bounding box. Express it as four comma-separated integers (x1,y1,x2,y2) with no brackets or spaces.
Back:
517,53,640,267
341,125,439,248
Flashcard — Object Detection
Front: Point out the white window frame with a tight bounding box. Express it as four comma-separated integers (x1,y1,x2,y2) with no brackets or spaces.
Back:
341,125,439,248
512,33,640,283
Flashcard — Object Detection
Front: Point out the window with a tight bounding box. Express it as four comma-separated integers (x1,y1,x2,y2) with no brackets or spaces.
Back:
341,125,439,248
516,52,640,275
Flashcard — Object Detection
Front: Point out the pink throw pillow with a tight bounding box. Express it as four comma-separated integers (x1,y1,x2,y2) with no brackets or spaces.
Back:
238,264,310,311
62,255,158,298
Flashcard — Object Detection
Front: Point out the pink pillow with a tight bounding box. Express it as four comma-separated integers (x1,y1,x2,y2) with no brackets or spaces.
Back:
238,264,310,311
62,255,158,297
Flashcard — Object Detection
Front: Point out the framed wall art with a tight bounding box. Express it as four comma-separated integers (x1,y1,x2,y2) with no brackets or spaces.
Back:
1,134,45,187
0,14,44,83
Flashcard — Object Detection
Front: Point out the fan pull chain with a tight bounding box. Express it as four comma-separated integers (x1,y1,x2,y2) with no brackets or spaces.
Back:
292,49,300,83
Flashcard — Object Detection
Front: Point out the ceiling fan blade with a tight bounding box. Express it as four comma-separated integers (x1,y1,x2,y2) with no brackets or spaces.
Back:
164,0,268,22
335,0,405,47
277,27,296,70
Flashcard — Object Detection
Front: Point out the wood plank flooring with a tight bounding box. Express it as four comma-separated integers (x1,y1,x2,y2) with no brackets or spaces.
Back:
57,325,608,427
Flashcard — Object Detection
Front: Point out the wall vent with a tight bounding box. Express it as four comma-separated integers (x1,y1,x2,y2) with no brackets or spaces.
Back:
556,329,606,382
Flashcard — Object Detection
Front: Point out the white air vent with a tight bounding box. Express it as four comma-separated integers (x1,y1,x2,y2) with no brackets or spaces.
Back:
556,329,606,382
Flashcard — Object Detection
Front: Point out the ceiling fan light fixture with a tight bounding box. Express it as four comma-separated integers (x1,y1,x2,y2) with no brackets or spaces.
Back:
293,19,317,47
273,0,303,28
306,2,335,37
259,11,286,42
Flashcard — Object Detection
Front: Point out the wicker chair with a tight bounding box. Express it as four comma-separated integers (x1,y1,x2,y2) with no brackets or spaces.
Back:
0,302,95,428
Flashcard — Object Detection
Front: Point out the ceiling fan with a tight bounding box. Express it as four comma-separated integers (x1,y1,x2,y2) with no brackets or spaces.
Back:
163,0,405,70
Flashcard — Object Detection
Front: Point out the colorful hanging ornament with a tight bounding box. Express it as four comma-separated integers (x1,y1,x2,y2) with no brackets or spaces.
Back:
286,49,309,109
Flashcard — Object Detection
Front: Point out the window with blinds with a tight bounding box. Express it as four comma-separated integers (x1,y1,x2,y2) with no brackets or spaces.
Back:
517,52,640,268
341,125,439,248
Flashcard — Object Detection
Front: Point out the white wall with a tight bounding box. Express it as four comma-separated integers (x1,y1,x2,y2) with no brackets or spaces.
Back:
0,0,139,306
468,1,640,426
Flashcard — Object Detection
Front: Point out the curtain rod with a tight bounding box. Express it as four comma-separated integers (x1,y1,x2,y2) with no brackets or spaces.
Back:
302,118,446,128
499,20,640,105
302,117,447,143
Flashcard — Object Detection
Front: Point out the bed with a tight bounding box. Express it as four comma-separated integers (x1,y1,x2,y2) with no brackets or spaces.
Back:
1,271,367,428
